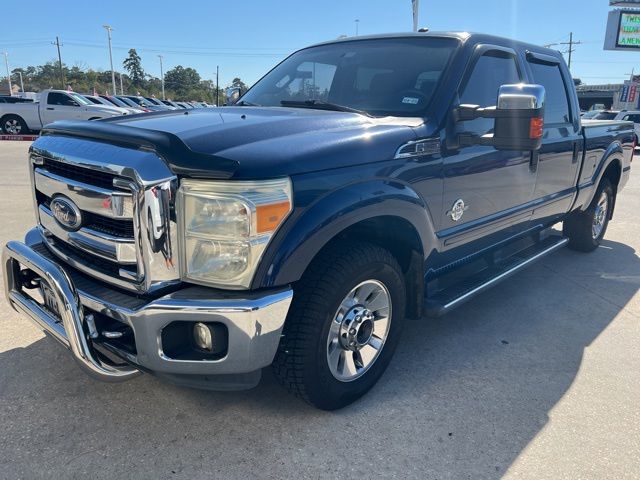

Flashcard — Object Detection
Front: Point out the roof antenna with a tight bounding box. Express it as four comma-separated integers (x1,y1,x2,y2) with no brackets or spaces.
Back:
418,27,429,33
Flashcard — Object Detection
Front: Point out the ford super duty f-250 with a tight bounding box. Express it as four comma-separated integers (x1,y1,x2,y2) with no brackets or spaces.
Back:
3,32,633,409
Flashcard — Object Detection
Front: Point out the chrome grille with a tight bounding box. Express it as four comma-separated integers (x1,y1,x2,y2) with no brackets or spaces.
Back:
42,157,127,191
29,135,180,293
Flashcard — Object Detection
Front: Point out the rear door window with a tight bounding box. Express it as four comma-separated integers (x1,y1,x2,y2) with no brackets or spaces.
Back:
528,62,571,124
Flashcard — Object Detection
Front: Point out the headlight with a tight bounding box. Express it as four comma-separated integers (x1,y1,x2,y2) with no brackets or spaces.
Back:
178,178,292,288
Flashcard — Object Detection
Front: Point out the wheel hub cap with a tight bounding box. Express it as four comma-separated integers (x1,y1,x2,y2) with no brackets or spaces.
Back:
338,307,375,351
326,279,392,382
5,120,20,135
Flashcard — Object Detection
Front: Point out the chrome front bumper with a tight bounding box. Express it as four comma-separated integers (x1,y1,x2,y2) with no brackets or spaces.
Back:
3,229,293,388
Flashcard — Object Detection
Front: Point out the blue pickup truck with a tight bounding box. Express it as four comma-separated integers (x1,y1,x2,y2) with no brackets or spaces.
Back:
3,32,633,409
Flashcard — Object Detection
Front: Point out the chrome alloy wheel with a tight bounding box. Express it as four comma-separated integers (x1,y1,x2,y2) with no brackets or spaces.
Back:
326,279,392,382
592,191,609,240
4,118,21,135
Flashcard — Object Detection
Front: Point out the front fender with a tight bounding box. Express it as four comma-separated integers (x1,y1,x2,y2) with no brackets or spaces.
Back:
251,178,437,289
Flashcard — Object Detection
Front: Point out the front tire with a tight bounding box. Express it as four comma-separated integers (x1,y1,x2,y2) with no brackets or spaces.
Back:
273,242,406,410
563,178,613,252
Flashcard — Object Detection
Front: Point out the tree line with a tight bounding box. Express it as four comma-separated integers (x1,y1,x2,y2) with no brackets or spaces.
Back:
9,48,248,104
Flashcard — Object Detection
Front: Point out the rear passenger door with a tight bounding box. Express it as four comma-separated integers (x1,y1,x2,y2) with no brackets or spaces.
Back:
526,53,582,223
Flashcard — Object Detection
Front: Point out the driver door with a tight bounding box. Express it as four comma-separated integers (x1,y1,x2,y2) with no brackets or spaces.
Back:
42,92,81,124
440,46,538,252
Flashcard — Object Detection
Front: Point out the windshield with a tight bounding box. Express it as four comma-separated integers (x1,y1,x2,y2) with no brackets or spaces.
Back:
593,111,618,120
241,37,458,117
104,96,128,107
69,93,92,106
116,96,139,108
126,96,153,107
582,110,600,119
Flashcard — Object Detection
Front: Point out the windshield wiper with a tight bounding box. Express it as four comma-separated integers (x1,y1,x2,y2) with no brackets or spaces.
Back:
280,100,371,117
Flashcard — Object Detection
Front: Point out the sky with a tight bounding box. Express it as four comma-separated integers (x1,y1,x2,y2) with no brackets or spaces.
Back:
1,0,639,88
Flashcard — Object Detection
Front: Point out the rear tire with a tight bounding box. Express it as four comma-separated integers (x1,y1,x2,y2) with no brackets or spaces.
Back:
563,178,613,252
272,241,406,410
1,114,29,135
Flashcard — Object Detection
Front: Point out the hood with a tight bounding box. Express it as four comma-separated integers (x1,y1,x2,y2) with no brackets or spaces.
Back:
86,104,127,116
107,107,420,179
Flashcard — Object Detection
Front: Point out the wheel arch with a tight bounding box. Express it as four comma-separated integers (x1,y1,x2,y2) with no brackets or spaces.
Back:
252,179,437,319
579,143,624,214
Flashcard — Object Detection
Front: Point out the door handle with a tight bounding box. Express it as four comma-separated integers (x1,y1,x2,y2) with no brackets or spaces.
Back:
46,107,54,110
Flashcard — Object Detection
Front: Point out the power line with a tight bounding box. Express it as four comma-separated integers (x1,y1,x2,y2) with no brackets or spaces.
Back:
62,41,286,57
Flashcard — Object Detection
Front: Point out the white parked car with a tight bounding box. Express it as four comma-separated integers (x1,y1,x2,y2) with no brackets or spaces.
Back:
0,89,127,135
613,110,640,144
82,94,144,115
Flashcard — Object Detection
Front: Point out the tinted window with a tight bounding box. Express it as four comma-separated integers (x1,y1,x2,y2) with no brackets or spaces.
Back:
593,112,617,120
242,38,458,117
529,62,571,124
47,92,77,106
622,113,640,122
460,52,521,134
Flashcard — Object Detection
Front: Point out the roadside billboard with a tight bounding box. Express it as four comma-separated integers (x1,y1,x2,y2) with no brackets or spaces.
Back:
604,9,640,50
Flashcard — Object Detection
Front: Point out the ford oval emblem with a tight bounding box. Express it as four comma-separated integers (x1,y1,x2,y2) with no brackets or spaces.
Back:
50,196,82,231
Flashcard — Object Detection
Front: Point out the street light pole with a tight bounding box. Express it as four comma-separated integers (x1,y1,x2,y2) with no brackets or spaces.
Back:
3,52,12,95
17,71,24,92
216,65,219,106
119,72,124,95
158,54,165,100
355,19,360,36
103,25,117,95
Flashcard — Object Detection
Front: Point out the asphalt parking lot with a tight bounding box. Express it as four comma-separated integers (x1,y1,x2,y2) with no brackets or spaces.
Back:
0,140,638,480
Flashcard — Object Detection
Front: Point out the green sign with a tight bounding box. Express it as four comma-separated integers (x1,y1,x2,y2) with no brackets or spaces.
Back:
618,12,640,47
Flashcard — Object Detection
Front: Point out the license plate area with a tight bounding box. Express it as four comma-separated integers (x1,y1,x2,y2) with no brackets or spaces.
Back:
39,281,61,319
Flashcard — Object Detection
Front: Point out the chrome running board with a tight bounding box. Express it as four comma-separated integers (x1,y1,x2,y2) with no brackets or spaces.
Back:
424,235,569,317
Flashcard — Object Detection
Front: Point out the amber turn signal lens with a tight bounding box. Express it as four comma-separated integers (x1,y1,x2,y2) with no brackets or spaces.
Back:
256,201,291,234
529,117,544,139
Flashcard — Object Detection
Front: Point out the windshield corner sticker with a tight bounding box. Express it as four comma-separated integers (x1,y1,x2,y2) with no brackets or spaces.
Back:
447,199,469,222
402,97,420,105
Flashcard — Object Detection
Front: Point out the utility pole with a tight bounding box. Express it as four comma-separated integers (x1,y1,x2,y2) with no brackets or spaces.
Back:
412,0,420,32
559,32,582,71
355,19,360,36
17,71,24,92
119,72,124,95
216,65,219,106
103,25,117,95
2,52,11,95
158,54,165,100
626,68,636,82
52,37,65,88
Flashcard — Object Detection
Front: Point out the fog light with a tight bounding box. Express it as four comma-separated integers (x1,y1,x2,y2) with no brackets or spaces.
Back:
193,322,213,352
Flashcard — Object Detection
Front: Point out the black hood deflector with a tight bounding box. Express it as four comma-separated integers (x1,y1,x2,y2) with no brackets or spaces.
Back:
40,120,239,179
